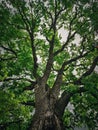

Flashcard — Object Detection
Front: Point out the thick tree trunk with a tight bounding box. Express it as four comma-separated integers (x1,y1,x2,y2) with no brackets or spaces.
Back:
28,110,65,130
27,82,66,130
30,112,64,130
27,93,65,129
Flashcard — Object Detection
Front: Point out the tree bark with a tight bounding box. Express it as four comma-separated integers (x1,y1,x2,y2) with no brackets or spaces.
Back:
28,108,65,130
28,112,65,130
27,84,66,130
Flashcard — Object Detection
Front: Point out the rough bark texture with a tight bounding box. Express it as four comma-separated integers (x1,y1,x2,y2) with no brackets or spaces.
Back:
28,110,65,130
29,112,64,130
27,84,66,130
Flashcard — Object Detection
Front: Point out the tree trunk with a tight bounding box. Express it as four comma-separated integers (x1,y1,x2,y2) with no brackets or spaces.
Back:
27,84,65,130
28,110,65,130
29,112,64,130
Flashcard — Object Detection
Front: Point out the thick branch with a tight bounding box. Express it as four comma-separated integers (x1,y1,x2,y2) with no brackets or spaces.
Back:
57,56,98,116
42,7,59,84
41,1,66,84
51,51,89,99
56,87,86,117
30,36,38,78
57,85,98,117
42,40,54,83
55,92,72,117
40,3,67,84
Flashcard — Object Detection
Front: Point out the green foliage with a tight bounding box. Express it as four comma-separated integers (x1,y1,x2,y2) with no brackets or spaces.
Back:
0,0,98,129
0,90,31,122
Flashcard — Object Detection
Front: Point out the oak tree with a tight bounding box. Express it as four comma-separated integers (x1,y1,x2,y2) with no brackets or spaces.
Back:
0,0,98,130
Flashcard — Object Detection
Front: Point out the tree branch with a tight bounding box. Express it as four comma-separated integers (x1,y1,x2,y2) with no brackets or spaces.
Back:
54,8,78,56
17,4,38,79
17,6,31,35
21,100,35,106
51,51,90,100
74,56,98,85
30,35,38,78
0,77,34,83
23,81,37,91
56,87,86,117
56,84,98,117
0,45,17,56
42,1,67,85
56,92,72,117
42,6,59,84
56,57,98,116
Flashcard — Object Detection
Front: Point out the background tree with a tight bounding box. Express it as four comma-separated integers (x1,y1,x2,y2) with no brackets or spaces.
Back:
0,0,98,130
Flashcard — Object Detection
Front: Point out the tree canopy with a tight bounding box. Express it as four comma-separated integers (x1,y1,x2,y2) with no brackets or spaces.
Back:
0,0,98,130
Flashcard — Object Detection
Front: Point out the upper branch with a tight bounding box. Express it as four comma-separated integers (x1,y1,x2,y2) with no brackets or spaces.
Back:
51,51,90,100
41,4,61,84
42,2,67,85
0,45,17,56
30,36,38,79
0,45,17,61
17,6,31,35
54,8,78,56
17,4,38,78
56,56,98,116
42,33,55,84
0,77,34,83
74,56,98,85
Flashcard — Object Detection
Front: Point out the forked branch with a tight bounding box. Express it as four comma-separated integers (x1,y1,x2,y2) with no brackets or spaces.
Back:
56,56,98,116
51,51,90,100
